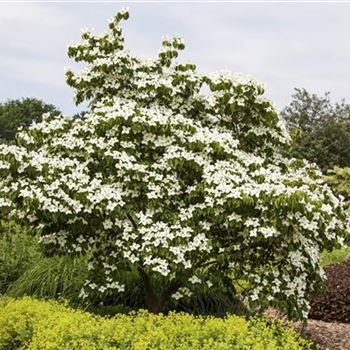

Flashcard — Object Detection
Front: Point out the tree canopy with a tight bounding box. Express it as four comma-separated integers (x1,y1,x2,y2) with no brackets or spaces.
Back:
282,88,350,172
0,98,60,143
0,9,348,319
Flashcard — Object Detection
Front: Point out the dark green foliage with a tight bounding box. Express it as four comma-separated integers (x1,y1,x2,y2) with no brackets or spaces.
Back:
169,288,248,317
0,222,245,316
84,266,248,316
282,89,350,172
0,222,343,319
89,288,247,317
0,98,60,143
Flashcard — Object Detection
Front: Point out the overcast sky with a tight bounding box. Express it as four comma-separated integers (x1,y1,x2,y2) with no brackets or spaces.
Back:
1,1,350,115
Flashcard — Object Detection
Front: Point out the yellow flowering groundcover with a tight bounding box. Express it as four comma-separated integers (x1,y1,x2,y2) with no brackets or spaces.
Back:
0,297,313,350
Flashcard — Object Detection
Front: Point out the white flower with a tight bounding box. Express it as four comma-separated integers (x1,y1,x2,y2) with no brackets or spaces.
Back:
79,288,88,299
99,286,107,293
103,219,113,230
188,275,201,284
89,283,97,290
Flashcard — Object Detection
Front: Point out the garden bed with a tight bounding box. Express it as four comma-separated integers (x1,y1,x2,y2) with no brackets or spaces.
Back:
310,259,350,323
299,319,350,350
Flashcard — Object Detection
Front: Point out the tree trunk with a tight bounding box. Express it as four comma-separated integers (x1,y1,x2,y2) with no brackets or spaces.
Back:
138,267,188,313
139,267,167,313
145,290,167,314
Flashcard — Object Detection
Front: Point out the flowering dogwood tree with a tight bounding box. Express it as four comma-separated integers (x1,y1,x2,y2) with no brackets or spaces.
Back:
0,9,348,318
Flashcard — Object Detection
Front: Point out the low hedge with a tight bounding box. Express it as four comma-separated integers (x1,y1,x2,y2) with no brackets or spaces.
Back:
0,297,313,350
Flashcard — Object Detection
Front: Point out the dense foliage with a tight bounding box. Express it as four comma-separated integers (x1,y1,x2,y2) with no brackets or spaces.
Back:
0,9,348,319
282,89,350,172
0,222,40,294
0,224,247,316
0,222,87,301
0,98,60,143
0,297,313,350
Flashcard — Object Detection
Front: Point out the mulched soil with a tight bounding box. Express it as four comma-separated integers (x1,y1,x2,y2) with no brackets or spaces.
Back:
295,320,350,350
309,259,350,323
303,258,350,349
264,308,350,350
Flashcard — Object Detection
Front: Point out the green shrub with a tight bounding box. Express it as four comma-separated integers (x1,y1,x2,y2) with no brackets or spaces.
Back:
326,167,350,211
0,297,313,350
0,222,40,294
0,221,88,305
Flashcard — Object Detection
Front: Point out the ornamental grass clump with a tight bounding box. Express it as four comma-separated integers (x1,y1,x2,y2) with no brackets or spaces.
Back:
0,8,349,319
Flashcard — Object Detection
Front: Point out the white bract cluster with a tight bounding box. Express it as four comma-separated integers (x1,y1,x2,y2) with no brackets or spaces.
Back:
0,9,348,317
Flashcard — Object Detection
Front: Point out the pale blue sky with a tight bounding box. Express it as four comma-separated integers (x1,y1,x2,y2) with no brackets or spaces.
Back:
1,2,350,115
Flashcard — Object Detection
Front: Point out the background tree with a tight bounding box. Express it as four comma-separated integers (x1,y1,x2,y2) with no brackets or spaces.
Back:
281,88,350,172
326,167,350,212
0,9,348,319
0,98,60,143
